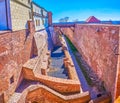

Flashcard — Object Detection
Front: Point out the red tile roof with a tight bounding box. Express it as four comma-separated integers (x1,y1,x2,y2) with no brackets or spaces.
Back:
86,16,101,23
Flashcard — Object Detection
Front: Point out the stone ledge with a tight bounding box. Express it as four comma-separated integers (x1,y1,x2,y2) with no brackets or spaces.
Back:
22,67,81,95
0,30,11,35
61,36,79,80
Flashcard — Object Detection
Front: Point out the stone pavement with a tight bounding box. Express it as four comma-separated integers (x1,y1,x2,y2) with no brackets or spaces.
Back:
48,46,68,79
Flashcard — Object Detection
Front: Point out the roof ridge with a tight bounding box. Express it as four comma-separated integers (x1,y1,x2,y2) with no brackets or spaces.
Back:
86,16,100,23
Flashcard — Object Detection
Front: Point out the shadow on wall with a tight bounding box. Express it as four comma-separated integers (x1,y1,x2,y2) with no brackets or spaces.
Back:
46,27,54,51
24,29,30,43
30,37,38,58
25,22,28,30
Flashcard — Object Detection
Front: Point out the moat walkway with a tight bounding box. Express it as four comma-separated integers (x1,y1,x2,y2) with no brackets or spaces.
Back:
64,36,98,99
47,46,68,79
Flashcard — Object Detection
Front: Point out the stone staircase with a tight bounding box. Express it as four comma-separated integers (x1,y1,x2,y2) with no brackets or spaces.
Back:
8,80,39,103
8,79,90,103
47,46,68,79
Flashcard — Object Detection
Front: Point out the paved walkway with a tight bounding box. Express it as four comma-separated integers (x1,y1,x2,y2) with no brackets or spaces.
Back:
48,46,68,79
63,35,98,99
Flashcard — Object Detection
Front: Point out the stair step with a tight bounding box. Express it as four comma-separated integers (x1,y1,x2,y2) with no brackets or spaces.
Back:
48,46,68,79
48,73,68,79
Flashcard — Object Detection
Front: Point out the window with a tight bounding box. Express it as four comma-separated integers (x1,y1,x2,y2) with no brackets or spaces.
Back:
38,20,40,26
36,20,37,26
42,19,44,25
0,0,11,30
35,19,40,26
29,11,32,19
0,0,8,30
10,76,14,84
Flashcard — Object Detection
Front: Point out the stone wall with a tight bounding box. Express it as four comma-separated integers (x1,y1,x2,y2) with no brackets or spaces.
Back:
55,24,120,101
10,0,31,31
0,21,35,103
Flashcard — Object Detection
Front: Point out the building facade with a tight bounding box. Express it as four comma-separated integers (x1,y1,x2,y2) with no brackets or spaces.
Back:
32,2,48,31
0,0,32,31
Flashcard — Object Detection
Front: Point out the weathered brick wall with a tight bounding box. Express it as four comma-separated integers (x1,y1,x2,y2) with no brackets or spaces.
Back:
55,24,120,101
0,21,35,102
10,0,31,31
74,25,119,101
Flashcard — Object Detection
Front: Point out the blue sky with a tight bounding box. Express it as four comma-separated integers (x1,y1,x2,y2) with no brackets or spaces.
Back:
33,0,120,22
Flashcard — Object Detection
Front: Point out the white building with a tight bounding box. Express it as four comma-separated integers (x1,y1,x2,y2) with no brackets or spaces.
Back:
32,2,48,31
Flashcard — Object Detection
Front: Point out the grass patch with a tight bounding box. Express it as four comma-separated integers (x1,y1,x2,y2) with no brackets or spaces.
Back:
74,55,93,86
65,36,93,86
65,36,77,53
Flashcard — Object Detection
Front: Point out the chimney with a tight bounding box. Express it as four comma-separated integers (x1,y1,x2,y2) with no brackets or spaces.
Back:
48,12,52,26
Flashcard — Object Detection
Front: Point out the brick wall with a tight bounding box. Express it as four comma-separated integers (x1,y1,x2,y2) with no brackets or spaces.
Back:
48,12,52,26
0,21,35,102
10,0,31,31
74,25,119,101
54,24,120,102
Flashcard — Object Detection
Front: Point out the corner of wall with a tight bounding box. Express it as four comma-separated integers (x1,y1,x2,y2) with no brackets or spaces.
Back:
114,26,120,101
